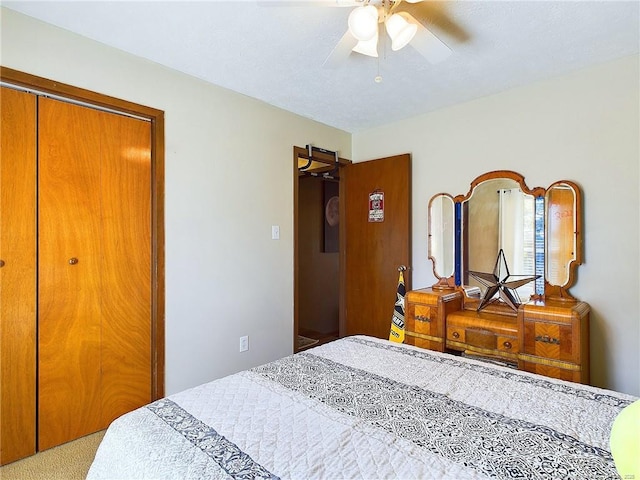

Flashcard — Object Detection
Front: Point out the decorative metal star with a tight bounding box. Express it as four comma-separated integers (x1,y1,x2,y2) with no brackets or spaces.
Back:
468,249,540,312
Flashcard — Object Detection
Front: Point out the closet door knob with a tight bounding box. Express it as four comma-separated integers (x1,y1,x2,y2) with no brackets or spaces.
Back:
68,257,79,265
0,259,5,268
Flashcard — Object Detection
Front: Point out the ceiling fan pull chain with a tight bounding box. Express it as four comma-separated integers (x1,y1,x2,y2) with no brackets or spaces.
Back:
375,55,383,83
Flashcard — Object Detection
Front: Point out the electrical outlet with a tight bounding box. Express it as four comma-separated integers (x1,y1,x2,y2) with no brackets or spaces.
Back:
239,335,249,352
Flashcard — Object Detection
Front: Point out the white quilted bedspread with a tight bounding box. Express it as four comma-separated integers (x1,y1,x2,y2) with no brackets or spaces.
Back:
87,336,635,480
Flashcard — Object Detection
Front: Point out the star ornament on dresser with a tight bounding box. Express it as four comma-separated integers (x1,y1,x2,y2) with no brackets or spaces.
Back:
468,249,540,312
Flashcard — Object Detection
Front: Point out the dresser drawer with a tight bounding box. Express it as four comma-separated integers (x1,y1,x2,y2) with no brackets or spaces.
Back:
405,302,443,351
521,320,575,363
446,327,518,354
519,300,590,384
406,304,437,334
405,288,461,353
520,361,583,383
446,310,519,360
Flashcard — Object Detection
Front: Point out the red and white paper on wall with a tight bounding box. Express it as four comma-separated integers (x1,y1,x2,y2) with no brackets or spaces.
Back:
368,190,384,223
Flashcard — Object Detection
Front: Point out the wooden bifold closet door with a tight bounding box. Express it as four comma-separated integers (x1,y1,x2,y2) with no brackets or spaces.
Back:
0,86,153,462
38,97,152,450
0,86,38,465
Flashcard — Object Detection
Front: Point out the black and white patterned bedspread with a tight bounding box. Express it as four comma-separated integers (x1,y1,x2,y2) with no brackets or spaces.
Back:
88,336,635,479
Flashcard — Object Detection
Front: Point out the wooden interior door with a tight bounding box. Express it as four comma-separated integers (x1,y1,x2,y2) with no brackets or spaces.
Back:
340,154,411,339
38,97,152,450
0,87,37,465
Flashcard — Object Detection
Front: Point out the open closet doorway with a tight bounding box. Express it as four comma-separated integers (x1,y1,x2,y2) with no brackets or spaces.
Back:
293,146,411,353
293,146,348,352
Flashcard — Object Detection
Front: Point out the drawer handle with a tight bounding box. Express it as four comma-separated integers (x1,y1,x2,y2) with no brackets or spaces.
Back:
69,257,79,265
535,335,560,345
452,331,460,339
416,315,431,323
503,341,512,350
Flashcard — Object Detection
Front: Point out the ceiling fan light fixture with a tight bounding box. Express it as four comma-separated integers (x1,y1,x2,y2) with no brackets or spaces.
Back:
385,12,417,51
352,30,379,57
348,5,379,41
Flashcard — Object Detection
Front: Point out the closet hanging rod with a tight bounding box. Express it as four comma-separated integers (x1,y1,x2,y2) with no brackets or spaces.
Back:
299,144,340,179
306,144,339,164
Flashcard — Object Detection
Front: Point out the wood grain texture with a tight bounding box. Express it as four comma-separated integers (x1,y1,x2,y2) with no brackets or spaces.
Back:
404,284,589,382
342,154,411,339
38,98,104,450
150,113,165,400
1,66,165,401
38,98,152,450
519,299,589,383
405,288,463,353
0,87,37,465
521,362,579,382
100,111,152,425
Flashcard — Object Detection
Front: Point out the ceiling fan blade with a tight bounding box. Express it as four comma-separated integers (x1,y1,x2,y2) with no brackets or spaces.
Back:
323,30,358,68
406,15,452,64
402,2,470,43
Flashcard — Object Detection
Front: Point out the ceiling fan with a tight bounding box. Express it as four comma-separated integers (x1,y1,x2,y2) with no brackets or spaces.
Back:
323,0,457,69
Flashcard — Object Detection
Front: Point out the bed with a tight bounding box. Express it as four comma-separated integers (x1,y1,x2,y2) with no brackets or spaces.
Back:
87,335,634,479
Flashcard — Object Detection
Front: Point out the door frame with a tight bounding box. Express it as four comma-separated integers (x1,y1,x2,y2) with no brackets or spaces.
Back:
0,67,166,399
293,146,350,352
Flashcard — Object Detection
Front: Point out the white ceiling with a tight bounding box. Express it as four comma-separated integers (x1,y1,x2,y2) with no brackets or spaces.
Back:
5,0,639,133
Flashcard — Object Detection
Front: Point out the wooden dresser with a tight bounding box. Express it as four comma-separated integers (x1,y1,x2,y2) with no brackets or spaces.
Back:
519,298,590,382
404,289,462,352
405,287,590,384
421,170,591,385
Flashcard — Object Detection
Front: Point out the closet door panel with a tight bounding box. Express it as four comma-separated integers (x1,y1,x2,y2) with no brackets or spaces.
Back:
38,98,103,450
0,87,37,465
100,112,152,425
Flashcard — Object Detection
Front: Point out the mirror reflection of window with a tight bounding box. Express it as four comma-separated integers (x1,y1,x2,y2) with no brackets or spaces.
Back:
442,173,581,300
499,188,536,301
465,179,536,302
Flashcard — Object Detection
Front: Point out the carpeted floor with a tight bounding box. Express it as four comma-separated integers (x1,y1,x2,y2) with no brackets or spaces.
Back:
0,430,105,480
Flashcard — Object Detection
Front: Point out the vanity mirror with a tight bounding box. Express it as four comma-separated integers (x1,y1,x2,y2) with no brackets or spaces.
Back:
428,170,583,302
545,181,583,298
411,170,589,383
427,193,455,290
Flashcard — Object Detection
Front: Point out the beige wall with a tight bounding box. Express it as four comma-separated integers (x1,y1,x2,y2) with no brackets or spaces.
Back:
354,55,640,396
3,7,638,397
1,8,351,395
